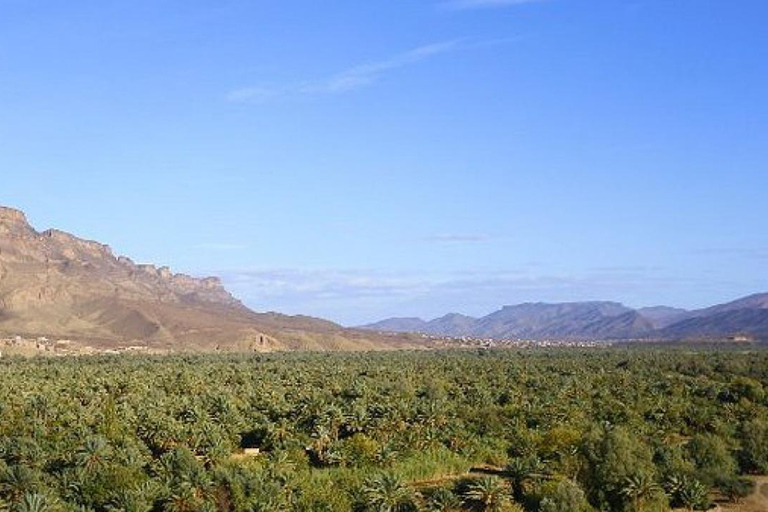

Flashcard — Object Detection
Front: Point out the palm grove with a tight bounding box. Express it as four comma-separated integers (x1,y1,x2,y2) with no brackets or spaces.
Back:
0,349,767,511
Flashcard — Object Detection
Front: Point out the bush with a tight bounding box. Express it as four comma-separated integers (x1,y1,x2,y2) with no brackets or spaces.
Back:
717,475,754,503
685,434,737,486
738,419,768,473
538,479,593,512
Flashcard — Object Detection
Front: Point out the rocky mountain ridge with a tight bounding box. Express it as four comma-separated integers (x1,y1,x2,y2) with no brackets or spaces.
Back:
0,206,239,309
0,205,417,352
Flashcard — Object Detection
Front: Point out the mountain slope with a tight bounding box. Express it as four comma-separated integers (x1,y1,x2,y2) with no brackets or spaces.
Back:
576,310,655,339
693,293,768,316
470,301,643,339
0,206,417,352
637,306,690,329
425,313,477,336
657,293,768,340
659,309,768,339
363,302,654,340
362,318,430,333
361,313,478,337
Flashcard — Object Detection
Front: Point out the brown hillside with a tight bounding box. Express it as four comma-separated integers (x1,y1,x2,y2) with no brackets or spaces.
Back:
0,206,418,352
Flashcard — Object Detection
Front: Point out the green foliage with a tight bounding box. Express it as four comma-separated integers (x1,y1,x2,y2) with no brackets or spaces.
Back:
675,479,710,511
664,475,710,510
360,473,416,512
685,433,737,486
538,479,593,512
579,426,659,511
338,434,381,467
737,418,768,473
619,474,666,512
717,475,754,503
461,476,520,512
422,486,462,511
16,493,54,512
0,349,765,511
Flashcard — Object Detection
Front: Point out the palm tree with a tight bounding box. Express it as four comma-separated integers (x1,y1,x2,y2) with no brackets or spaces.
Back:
424,487,461,511
15,493,51,512
342,406,369,436
663,474,685,498
264,420,293,449
665,475,710,511
505,457,545,501
677,480,709,511
163,483,203,512
74,436,109,473
0,465,38,503
620,474,661,511
361,473,416,512
462,477,518,512
374,443,399,466
267,451,296,484
107,481,159,512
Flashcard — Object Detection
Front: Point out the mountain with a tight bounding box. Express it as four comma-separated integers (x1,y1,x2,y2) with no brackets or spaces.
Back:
659,309,768,339
363,295,768,341
693,292,768,316
426,313,478,336
361,313,477,337
469,302,651,339
362,318,430,333
657,293,768,340
572,310,655,339
636,306,690,329
0,205,418,352
363,302,654,340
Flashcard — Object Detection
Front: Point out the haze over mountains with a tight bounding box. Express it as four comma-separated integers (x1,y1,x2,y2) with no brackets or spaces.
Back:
0,205,417,352
362,295,768,341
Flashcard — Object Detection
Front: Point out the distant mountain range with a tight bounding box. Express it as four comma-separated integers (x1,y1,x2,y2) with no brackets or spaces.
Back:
361,295,768,341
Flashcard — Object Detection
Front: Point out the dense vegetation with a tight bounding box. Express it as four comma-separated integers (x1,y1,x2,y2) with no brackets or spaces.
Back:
0,349,766,512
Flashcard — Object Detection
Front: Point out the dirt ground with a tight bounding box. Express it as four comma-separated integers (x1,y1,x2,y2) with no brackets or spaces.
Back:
716,476,768,512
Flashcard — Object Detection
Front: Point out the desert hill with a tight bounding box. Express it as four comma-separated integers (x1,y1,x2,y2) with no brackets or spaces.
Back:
0,206,417,352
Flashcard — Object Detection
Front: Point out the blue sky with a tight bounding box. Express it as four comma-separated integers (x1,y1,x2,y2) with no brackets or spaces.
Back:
2,0,767,325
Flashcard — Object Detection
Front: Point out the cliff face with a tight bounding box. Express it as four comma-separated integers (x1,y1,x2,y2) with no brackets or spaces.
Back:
0,206,415,352
0,206,242,312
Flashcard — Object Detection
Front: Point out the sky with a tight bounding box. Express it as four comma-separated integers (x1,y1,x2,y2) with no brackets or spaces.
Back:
1,0,768,325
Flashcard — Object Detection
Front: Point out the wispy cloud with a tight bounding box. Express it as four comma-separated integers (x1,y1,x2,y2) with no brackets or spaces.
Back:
441,0,548,11
212,266,718,325
220,267,694,303
227,40,464,103
306,40,461,94
221,268,432,300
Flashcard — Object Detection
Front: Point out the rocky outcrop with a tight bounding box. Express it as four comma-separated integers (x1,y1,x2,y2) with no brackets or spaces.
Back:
0,205,415,351
0,206,241,311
